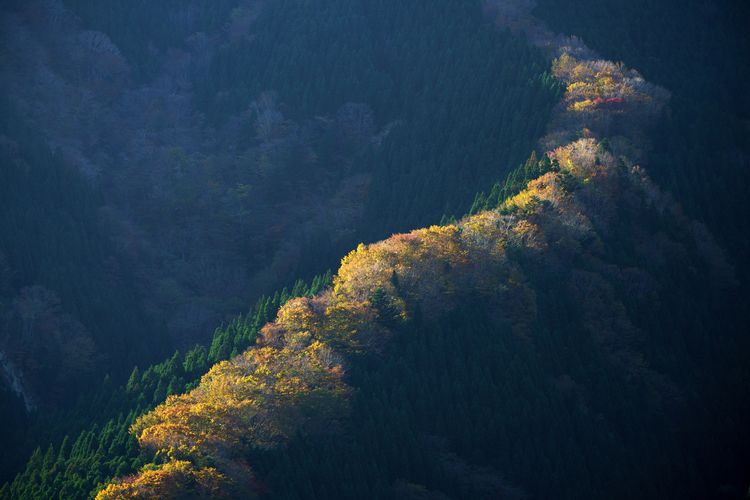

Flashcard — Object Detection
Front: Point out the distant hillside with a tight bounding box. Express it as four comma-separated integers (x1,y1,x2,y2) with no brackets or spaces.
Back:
0,99,172,482
0,0,560,358
2,0,749,498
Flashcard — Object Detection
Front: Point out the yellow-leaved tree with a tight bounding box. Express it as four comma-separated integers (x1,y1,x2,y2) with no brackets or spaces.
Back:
113,340,348,499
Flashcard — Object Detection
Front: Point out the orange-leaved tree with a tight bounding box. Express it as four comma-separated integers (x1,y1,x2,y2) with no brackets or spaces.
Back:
132,342,349,457
94,459,247,500
118,339,348,498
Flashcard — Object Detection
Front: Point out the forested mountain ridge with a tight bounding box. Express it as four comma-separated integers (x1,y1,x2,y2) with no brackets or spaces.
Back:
0,0,560,354
0,0,558,449
83,21,747,496
1,0,749,498
526,0,750,282
0,0,558,488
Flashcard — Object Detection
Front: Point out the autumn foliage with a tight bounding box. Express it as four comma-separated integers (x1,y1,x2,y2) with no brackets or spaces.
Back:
547,54,670,138
116,339,347,497
118,123,735,495
95,459,244,500
95,7,738,499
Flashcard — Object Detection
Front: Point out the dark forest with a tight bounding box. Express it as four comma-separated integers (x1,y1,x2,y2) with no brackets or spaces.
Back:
1,0,748,498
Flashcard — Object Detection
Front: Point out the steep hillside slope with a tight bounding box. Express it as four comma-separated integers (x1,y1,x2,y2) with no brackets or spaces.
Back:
87,135,747,499
2,0,749,498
